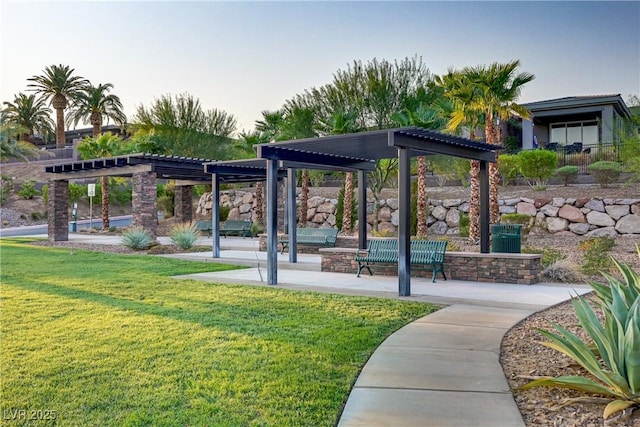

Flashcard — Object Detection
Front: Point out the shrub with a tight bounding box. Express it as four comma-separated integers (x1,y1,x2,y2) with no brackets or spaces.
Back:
42,184,49,204
30,211,47,221
497,154,520,185
521,248,640,420
251,222,264,237
170,222,199,250
517,149,558,190
371,229,394,237
18,180,39,199
587,161,621,187
458,213,469,237
522,246,566,268
542,260,582,282
500,213,533,235
219,205,231,222
0,175,14,205
68,183,85,204
578,236,615,275
121,227,154,250
624,156,640,184
555,165,579,186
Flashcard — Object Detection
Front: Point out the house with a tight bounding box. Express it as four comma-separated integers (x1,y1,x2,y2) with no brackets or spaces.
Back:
520,94,633,151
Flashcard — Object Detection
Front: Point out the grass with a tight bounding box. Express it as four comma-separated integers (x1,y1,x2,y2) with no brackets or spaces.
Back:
0,239,437,426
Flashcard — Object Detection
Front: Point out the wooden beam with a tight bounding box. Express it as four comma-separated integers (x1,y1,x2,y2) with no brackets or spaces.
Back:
45,164,153,181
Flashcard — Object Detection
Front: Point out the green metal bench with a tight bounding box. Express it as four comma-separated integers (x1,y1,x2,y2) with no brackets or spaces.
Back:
220,220,253,238
279,228,338,254
195,220,212,237
355,238,448,282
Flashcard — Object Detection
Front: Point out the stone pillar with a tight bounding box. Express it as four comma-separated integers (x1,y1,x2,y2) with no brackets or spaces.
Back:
48,179,69,242
132,171,158,238
174,185,193,223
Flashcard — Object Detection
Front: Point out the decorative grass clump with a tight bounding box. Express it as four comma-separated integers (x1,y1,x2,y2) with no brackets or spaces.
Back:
121,227,154,250
542,260,582,282
0,239,437,426
170,222,199,250
587,161,622,188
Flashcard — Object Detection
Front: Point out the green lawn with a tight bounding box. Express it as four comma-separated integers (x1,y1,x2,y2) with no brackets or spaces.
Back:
0,239,437,426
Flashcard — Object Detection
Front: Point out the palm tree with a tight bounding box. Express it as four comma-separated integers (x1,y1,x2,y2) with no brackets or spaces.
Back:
459,61,534,224
66,83,127,139
319,109,361,234
392,102,447,238
237,130,270,226
435,70,486,242
76,133,133,229
27,64,88,148
1,93,54,143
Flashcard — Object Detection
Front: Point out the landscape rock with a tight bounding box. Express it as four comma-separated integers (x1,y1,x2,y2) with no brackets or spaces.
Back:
586,211,615,227
558,205,585,223
615,214,640,234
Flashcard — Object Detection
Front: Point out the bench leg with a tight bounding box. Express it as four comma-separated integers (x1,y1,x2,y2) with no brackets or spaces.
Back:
431,263,447,282
357,262,373,278
280,242,288,254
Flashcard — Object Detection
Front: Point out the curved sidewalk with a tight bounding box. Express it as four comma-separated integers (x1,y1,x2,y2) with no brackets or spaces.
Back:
172,252,589,427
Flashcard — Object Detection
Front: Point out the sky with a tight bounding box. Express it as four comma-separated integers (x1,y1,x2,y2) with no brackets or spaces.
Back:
1,1,639,134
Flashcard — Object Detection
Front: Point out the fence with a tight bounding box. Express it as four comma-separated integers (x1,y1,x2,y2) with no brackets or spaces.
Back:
550,142,621,174
1,146,77,165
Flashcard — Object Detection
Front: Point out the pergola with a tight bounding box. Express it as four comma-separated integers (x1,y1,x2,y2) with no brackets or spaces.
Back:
205,127,501,296
45,153,213,241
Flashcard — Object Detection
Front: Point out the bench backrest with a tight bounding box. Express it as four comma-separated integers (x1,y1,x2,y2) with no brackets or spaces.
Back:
222,220,252,230
410,240,448,263
366,239,399,262
296,228,338,244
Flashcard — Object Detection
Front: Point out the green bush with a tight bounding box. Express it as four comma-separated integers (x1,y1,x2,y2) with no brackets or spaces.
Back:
458,213,469,237
517,149,558,190
578,236,615,275
41,184,49,204
542,260,582,282
624,156,640,184
170,222,199,250
554,165,579,186
0,175,14,205
219,205,231,222
121,227,154,250
497,154,520,185
18,180,39,200
251,222,264,237
587,161,621,187
68,183,85,204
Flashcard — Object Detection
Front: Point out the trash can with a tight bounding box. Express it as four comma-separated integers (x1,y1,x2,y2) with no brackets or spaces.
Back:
491,224,522,253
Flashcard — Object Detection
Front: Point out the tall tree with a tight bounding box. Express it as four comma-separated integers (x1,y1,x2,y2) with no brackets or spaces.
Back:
392,86,448,237
77,133,134,229
1,93,54,143
460,61,534,224
237,130,270,226
27,64,88,148
132,93,237,159
319,109,361,234
66,83,127,138
435,61,534,242
278,106,317,227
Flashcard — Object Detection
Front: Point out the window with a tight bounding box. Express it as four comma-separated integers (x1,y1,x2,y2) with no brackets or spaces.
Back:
550,121,599,146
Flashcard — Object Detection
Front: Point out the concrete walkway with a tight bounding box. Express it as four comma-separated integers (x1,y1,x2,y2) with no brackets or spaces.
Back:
20,235,591,426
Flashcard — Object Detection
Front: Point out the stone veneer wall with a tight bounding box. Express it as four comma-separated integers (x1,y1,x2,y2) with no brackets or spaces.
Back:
319,247,541,285
132,171,158,237
174,185,193,223
48,179,69,242
199,190,640,238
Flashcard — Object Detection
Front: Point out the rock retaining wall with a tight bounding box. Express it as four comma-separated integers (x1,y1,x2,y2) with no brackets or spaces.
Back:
197,191,640,237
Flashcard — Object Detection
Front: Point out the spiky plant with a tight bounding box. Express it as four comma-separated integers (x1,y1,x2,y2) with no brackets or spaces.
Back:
121,227,154,250
521,247,640,420
170,222,199,250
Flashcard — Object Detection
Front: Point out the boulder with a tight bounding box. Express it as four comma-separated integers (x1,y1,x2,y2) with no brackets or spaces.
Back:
241,192,253,204
378,221,396,235
546,217,568,233
575,198,590,208
615,214,640,234
307,196,324,209
317,202,336,214
585,227,618,237
386,198,399,210
517,202,537,216
377,206,392,222
558,205,585,223
442,199,462,208
551,197,566,207
568,222,590,235
445,209,460,227
605,205,630,221
227,207,240,220
534,198,551,208
499,205,517,214
584,199,605,212
431,205,448,221
586,211,615,227
429,220,448,235
539,204,559,217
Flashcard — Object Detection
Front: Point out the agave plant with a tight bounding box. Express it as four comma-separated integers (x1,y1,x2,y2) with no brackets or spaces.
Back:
121,227,154,250
521,246,640,419
170,222,199,250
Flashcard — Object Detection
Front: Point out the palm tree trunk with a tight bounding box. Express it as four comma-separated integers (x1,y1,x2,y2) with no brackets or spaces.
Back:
485,120,501,224
468,160,480,243
416,156,428,238
101,176,109,229
300,170,309,227
55,107,65,149
341,172,353,233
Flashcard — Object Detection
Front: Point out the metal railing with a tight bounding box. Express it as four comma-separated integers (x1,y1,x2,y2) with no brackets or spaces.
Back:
549,142,621,174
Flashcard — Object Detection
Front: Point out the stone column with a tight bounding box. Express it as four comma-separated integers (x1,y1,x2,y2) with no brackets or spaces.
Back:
174,185,193,223
132,171,158,238
48,179,69,242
